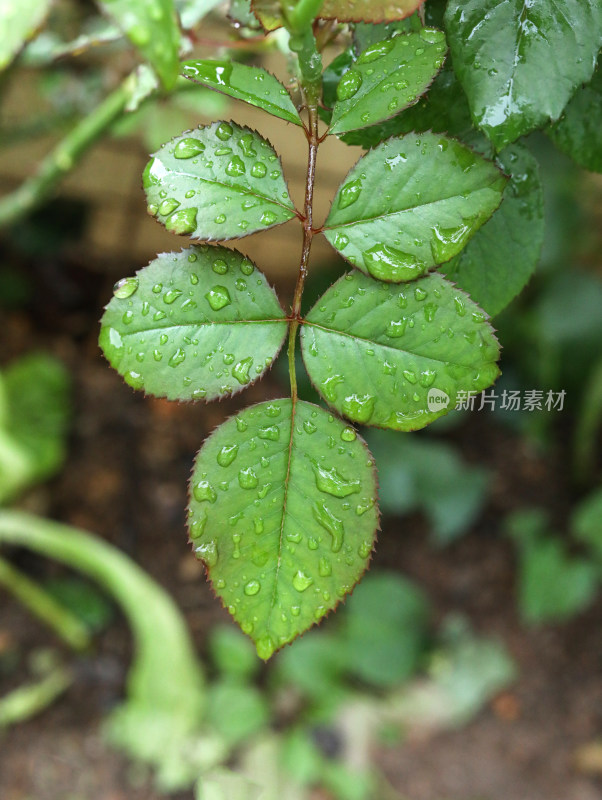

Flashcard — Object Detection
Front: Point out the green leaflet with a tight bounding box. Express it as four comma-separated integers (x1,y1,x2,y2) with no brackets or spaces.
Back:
181,61,302,126
300,272,500,431
99,247,287,401
329,29,447,135
441,143,544,317
548,65,602,174
341,64,491,154
323,132,506,282
445,0,602,150
0,0,52,71
98,0,180,89
188,399,378,659
144,122,296,241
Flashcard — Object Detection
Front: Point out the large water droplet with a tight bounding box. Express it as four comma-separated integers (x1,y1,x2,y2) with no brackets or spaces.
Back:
312,502,344,552
244,579,261,596
258,425,279,441
226,156,246,177
336,69,363,101
292,570,314,592
430,223,472,263
158,198,180,216
169,348,186,367
205,286,231,310
113,277,139,299
217,444,239,467
340,426,356,442
238,468,258,489
357,39,394,64
174,138,205,159
338,179,362,209
260,210,277,225
163,288,182,304
232,357,253,385
195,540,218,567
215,122,233,141
342,393,375,424
322,374,344,402
256,635,275,660
363,244,425,281
193,480,217,503
238,133,257,158
312,462,361,498
251,162,267,178
166,207,198,235
386,318,407,338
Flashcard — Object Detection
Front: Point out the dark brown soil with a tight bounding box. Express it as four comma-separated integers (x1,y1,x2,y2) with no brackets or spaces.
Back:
1,245,602,800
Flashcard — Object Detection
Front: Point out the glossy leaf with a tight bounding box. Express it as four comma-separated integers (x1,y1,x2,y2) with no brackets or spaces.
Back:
301,271,500,431
181,61,302,126
341,64,491,154
98,0,181,89
188,399,379,659
0,0,52,71
329,29,447,135
251,0,424,30
441,144,544,317
143,122,296,241
352,18,421,53
548,66,602,174
445,0,602,150
323,132,506,282
99,246,287,402
228,0,262,29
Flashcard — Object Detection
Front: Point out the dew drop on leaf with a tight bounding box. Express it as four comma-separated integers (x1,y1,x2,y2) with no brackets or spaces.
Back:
205,286,231,310
312,462,361,498
251,162,267,178
238,467,258,489
342,393,375,423
357,39,394,64
244,580,261,596
215,122,233,141
292,570,314,592
195,540,218,567
193,480,217,503
113,277,139,299
340,426,356,442
338,179,363,209
226,156,246,176
217,445,239,467
174,138,206,159
232,357,253,385
336,69,363,101
362,243,425,281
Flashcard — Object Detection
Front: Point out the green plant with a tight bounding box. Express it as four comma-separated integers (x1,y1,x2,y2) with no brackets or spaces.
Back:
94,0,602,659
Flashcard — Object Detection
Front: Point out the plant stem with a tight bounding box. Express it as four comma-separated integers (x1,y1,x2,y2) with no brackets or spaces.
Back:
0,73,136,229
0,555,91,651
288,101,319,400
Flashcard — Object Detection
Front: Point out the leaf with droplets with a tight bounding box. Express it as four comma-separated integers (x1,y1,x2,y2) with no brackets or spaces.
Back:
188,399,379,659
441,144,544,317
329,29,447,135
300,271,500,431
251,0,424,30
548,64,602,174
323,132,506,283
144,122,296,241
181,61,302,126
97,0,181,89
445,0,602,150
0,0,52,72
99,246,287,401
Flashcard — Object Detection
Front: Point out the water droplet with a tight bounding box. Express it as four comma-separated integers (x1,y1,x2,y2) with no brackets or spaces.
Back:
357,39,394,64
251,162,267,178
217,444,239,467
113,277,138,299
240,259,254,276
168,348,186,367
454,296,466,316
291,605,300,616
358,541,372,558
286,530,302,543
166,207,197,235
414,286,427,301
226,156,246,177
163,288,182,304
402,369,417,384
158,198,180,216
322,374,344,402
313,502,344,552
342,393,375,424
419,27,445,44
336,69,363,101
205,286,231,310
424,302,437,322
292,570,314,592
260,210,277,225
152,283,162,294
253,518,264,535
244,579,261,596
195,540,218,567
256,635,275,660
265,404,281,418
193,480,217,503
215,122,233,141
312,462,361,498
415,47,425,55
214,214,226,224
303,420,317,434
333,232,349,250
338,179,363,209
238,468,258,489
430,223,472,263
232,357,253,385
236,417,248,432
174,138,205,159
258,425,279,441
308,537,319,550
238,133,257,158
340,426,356,442
362,244,425,281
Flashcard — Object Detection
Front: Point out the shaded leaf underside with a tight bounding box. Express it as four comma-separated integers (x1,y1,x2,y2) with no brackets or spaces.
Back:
188,399,379,659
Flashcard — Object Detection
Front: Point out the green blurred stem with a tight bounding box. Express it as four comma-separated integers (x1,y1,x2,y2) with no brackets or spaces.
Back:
0,73,134,228
0,665,72,728
284,0,324,29
0,555,92,651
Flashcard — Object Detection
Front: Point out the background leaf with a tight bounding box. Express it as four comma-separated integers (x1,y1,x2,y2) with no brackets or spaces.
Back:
144,122,296,241
329,29,447,135
99,247,287,401
251,0,424,30
441,143,544,317
188,399,379,659
182,61,302,126
445,0,602,150
323,132,506,282
98,0,181,89
548,64,602,174
0,0,52,71
301,272,500,431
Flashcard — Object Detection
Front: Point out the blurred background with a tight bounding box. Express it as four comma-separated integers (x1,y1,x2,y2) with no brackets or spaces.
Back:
1,1,602,799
